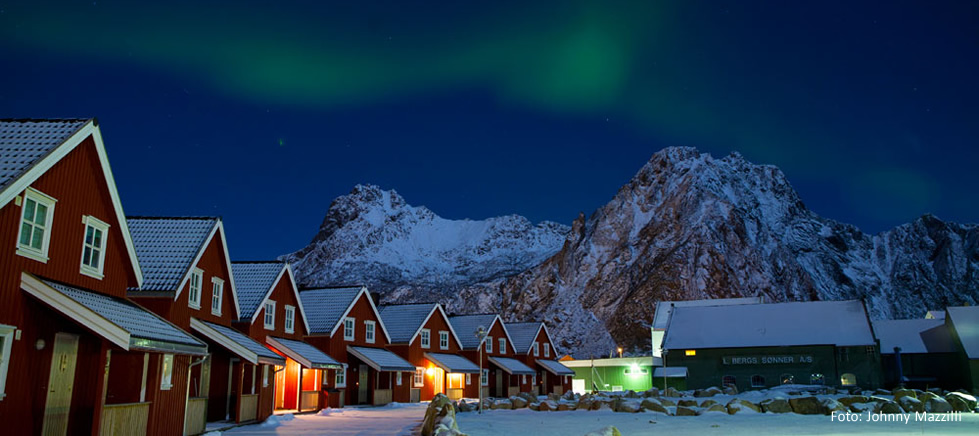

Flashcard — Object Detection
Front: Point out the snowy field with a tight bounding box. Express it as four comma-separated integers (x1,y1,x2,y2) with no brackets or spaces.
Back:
456,408,979,436
217,403,426,435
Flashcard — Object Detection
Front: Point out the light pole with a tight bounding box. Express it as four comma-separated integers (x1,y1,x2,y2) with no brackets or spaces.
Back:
476,326,487,414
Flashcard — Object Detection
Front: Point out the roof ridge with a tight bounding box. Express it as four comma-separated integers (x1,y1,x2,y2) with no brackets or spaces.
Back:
300,285,365,291
449,313,499,317
232,260,285,265
0,118,92,123
380,302,437,307
127,215,221,220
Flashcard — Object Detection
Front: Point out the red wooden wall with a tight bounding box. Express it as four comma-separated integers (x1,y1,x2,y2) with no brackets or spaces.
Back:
234,270,306,342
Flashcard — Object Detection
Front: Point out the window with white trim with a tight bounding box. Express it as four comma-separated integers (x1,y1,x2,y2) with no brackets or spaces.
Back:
465,373,471,385
284,305,295,334
79,216,109,279
264,300,276,330
498,337,506,354
335,365,347,388
160,354,174,390
344,317,355,340
0,325,15,400
263,365,270,387
480,369,488,386
485,336,493,353
543,343,550,358
420,329,431,348
522,374,526,384
414,367,425,387
210,277,224,316
439,331,449,350
533,342,539,357
365,320,375,344
532,374,536,386
16,188,56,263
396,371,402,386
188,268,203,309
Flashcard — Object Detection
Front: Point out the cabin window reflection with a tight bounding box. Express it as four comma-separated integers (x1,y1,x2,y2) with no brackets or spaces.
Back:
780,373,794,385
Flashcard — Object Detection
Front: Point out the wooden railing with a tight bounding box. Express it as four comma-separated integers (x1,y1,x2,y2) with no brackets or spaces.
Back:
239,394,258,422
553,386,564,396
100,402,149,436
184,397,207,436
372,389,392,405
507,387,519,397
447,389,464,401
300,391,319,411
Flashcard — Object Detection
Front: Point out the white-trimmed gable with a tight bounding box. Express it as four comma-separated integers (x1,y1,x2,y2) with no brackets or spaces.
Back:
409,304,464,350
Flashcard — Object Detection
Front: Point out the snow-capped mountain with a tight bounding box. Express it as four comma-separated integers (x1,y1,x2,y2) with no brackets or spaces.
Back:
286,148,978,359
284,184,569,296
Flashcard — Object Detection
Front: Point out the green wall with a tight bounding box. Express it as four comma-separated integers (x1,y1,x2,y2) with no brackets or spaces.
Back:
570,365,667,393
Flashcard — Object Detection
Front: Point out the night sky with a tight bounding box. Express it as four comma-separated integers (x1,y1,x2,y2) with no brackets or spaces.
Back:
2,1,977,260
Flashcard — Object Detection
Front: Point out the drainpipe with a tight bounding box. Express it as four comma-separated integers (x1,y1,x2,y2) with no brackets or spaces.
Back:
183,355,208,436
893,347,905,388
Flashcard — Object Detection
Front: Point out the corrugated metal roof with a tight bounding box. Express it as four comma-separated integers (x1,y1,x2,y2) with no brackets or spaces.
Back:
487,356,535,375
536,359,574,376
44,279,204,349
348,346,415,372
300,287,364,334
662,300,876,349
0,119,89,194
127,217,217,291
505,322,541,354
448,314,498,349
200,320,284,363
269,336,342,368
423,352,480,374
947,306,979,359
232,262,285,320
378,303,435,344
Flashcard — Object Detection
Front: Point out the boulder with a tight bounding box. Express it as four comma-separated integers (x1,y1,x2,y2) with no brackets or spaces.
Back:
873,389,891,396
759,398,792,414
490,398,512,410
643,387,660,397
557,402,575,411
837,396,871,407
917,391,940,402
699,399,719,408
897,396,924,413
945,394,970,412
583,426,622,436
664,387,681,397
677,400,698,407
577,398,594,410
704,404,728,414
848,402,876,413
422,394,462,436
547,393,562,402
789,396,826,415
947,392,977,411
641,398,670,414
538,400,558,411
694,387,722,397
874,401,903,414
658,398,677,407
726,398,761,414
616,400,642,413
927,387,945,396
456,400,474,413
528,402,540,411
562,390,577,402
824,387,837,395
723,385,739,395
675,405,699,416
892,388,916,402
510,397,528,409
925,397,953,413
518,392,537,404
821,398,846,415
624,390,640,399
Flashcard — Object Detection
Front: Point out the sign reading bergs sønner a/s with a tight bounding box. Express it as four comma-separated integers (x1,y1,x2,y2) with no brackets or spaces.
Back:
722,355,814,365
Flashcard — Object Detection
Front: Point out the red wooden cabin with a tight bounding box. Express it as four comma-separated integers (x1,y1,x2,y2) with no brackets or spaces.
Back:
505,322,574,396
0,119,208,436
448,314,535,399
127,217,281,430
231,261,341,414
300,286,415,407
379,303,479,402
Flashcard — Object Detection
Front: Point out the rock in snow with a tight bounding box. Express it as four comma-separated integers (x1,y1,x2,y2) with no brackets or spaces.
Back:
285,148,979,358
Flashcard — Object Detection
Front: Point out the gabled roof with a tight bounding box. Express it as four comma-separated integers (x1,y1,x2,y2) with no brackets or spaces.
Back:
232,261,310,333
662,300,876,349
378,303,463,348
536,359,574,376
191,318,284,365
652,297,764,330
424,352,480,374
300,286,391,342
127,217,240,318
487,356,535,375
267,336,342,369
873,319,957,354
347,345,415,372
946,306,979,359
448,314,514,352
0,119,143,286
506,322,546,355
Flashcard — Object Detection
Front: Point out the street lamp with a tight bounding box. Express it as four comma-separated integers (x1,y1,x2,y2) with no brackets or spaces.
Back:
617,347,623,358
476,325,487,414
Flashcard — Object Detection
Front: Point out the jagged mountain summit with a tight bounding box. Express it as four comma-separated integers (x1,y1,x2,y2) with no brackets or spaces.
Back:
284,184,570,295
285,148,978,359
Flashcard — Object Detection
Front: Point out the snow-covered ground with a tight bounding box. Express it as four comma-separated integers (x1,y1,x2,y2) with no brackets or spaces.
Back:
456,408,979,436
217,403,427,435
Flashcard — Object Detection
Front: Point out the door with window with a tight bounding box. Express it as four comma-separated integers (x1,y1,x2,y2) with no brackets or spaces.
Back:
42,333,79,436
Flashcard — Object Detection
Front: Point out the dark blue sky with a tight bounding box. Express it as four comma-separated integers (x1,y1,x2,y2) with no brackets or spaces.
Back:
2,1,977,259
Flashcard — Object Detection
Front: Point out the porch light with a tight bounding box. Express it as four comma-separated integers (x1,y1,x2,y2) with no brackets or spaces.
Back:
426,367,435,376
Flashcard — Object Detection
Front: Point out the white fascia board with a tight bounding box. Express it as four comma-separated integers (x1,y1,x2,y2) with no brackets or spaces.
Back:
248,264,287,324
20,272,130,350
408,305,439,346
266,336,311,368
174,221,240,318
189,317,257,365
174,222,219,301
492,316,517,355
411,304,464,350
214,221,241,319
285,265,311,334
328,286,392,343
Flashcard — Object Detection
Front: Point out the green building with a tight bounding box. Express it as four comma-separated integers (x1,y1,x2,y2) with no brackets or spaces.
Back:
562,357,683,393
663,300,883,392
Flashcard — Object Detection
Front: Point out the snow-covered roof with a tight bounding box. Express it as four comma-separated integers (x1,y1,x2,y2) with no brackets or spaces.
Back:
652,297,764,330
0,119,88,193
300,286,366,334
536,359,574,376
347,346,415,372
559,356,658,368
946,306,979,359
127,217,218,292
267,336,342,369
232,262,285,319
448,314,500,349
925,311,946,319
873,319,956,354
487,356,536,375
379,303,437,344
663,300,876,349
505,322,543,354
653,367,688,378
192,319,284,365
424,352,480,374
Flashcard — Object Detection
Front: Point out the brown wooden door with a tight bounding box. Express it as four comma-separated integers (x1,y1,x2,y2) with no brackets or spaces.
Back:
358,365,368,404
495,369,503,397
42,333,79,436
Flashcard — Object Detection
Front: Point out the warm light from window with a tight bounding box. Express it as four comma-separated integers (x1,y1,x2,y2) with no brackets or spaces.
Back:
685,350,696,356
426,367,435,376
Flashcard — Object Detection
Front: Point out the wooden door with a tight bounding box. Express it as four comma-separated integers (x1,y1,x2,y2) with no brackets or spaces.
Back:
495,369,503,397
434,368,444,395
275,365,285,409
42,333,79,436
357,365,368,404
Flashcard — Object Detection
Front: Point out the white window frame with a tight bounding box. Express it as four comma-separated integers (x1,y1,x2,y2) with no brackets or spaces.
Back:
414,367,425,387
15,188,56,263
396,371,402,386
0,325,15,400
522,374,526,384
210,277,224,316
335,365,347,388
439,331,449,350
533,342,539,357
344,317,355,341
465,373,471,385
420,329,430,348
486,336,493,353
188,268,203,309
79,215,110,279
160,354,174,390
544,343,550,358
264,300,276,330
480,369,489,386
365,320,376,344
263,364,270,387
532,374,536,386
284,305,295,334
499,337,506,354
